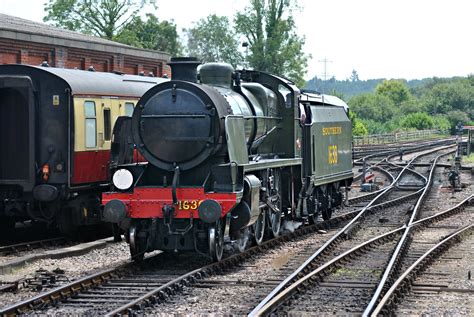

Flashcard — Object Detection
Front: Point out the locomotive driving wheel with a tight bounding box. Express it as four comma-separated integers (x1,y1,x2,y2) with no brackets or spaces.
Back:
129,222,146,262
235,227,250,253
208,219,224,261
266,169,282,237
252,209,266,245
268,208,281,237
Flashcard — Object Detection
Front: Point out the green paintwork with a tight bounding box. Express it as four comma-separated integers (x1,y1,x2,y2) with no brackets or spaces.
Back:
225,116,249,164
309,106,353,186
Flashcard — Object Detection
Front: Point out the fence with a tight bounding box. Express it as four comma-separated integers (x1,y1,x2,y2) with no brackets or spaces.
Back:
353,129,446,146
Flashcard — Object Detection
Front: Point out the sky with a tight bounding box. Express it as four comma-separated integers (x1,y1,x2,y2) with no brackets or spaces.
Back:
1,0,473,80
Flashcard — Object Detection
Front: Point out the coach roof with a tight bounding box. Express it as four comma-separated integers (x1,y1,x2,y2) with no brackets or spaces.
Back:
0,64,168,97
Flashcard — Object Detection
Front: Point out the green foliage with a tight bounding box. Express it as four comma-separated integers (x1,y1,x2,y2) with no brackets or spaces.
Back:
334,74,473,134
349,93,397,123
421,78,474,119
359,119,388,134
348,110,368,136
44,0,156,39
235,0,309,87
305,76,384,98
375,80,412,106
432,115,451,131
185,15,243,67
115,14,182,55
350,70,359,82
352,121,368,136
400,112,434,130
446,110,471,132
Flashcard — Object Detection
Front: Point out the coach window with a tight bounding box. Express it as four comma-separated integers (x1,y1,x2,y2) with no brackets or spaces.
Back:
84,101,97,148
125,102,134,117
103,108,111,141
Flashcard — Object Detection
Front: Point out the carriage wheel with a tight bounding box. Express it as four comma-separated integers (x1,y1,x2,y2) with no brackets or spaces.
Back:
208,219,224,261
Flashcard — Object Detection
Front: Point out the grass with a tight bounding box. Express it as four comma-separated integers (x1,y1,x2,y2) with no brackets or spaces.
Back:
464,153,474,164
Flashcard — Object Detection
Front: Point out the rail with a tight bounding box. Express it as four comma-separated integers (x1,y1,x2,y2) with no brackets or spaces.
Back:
371,223,473,316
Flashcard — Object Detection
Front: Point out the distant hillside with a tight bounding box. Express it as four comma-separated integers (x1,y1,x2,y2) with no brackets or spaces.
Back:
304,76,434,99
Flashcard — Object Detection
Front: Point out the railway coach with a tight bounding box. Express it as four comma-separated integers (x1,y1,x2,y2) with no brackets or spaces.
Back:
0,64,166,236
102,58,354,261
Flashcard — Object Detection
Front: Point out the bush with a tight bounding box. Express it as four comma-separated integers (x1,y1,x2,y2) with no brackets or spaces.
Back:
400,112,434,130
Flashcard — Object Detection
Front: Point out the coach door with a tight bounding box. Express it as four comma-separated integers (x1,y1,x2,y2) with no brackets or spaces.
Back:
0,76,36,192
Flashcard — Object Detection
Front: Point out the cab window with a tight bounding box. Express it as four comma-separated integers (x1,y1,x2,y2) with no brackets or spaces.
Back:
84,101,96,148
125,102,134,117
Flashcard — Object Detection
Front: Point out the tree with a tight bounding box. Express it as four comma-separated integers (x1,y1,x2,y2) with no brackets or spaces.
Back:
349,93,397,123
115,14,182,55
235,0,309,87
375,79,412,106
348,110,368,136
185,15,243,67
350,69,359,82
43,0,156,39
400,112,434,130
421,79,474,119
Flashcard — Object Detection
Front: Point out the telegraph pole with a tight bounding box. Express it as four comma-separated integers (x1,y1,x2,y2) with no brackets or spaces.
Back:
318,58,333,93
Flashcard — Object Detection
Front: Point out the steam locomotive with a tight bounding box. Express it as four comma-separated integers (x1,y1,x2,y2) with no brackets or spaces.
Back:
0,64,166,237
102,58,353,261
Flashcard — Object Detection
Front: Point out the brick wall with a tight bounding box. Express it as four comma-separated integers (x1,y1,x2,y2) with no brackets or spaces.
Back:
0,37,169,77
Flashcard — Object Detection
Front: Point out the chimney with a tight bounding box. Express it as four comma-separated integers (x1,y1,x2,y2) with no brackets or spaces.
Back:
167,57,201,83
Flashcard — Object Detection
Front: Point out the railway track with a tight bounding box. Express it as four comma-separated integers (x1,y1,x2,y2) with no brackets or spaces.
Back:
0,188,420,315
249,149,469,316
0,237,68,257
1,144,466,315
249,197,472,316
373,199,473,316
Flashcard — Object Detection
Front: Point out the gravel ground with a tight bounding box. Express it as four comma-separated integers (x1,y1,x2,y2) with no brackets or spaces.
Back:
145,199,415,315
147,228,341,315
0,241,131,307
0,240,75,264
419,167,473,219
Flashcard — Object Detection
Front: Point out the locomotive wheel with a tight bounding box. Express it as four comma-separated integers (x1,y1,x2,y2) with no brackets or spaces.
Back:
267,208,281,238
252,209,266,245
322,186,333,221
265,168,282,238
208,219,224,261
308,197,319,225
236,227,250,253
129,224,145,262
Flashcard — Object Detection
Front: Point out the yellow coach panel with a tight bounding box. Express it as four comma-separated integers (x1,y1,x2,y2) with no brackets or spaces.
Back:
73,97,138,152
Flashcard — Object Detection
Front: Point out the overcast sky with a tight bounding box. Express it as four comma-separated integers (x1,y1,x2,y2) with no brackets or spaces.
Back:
1,0,473,80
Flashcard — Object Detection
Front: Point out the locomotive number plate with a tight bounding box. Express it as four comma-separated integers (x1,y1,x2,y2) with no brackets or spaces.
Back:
328,145,338,165
177,200,202,210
